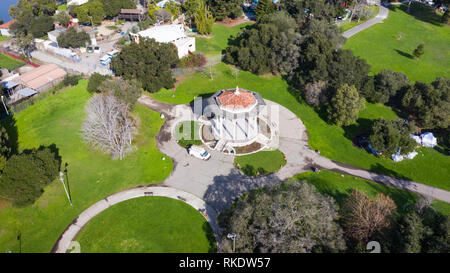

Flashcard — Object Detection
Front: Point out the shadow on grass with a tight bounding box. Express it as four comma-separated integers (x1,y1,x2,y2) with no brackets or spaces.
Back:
342,118,374,143
396,2,444,26
394,49,415,59
369,163,411,181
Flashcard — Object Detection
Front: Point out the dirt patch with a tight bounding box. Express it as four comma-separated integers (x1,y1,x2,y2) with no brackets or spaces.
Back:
174,75,187,88
235,142,262,154
215,16,255,27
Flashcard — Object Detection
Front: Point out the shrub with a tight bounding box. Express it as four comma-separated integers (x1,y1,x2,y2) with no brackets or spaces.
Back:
0,146,61,207
87,72,111,93
368,119,417,156
62,75,79,87
179,53,207,68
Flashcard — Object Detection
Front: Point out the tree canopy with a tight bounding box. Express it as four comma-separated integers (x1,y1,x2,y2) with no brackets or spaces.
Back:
111,38,179,92
368,118,417,156
207,0,242,21
0,146,61,207
218,180,346,253
327,84,365,126
57,28,91,48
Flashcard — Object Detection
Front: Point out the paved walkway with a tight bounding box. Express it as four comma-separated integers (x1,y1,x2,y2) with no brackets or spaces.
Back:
342,5,389,38
139,95,450,207
51,186,219,253
53,95,450,253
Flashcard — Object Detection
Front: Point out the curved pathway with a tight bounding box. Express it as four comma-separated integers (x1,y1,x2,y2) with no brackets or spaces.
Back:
342,5,389,39
138,95,450,207
52,186,219,253
53,94,450,253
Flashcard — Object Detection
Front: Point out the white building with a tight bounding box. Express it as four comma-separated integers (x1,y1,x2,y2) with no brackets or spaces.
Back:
68,0,89,6
135,24,195,58
204,87,267,148
0,20,15,37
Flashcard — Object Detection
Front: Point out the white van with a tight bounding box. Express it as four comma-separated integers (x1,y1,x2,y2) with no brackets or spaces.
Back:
188,145,211,161
100,54,111,66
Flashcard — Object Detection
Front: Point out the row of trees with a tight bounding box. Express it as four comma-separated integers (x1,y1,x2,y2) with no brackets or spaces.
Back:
218,180,449,253
181,0,215,35
70,0,136,25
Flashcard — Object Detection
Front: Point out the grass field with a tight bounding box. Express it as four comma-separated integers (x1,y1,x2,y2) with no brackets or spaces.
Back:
235,150,286,176
0,53,25,71
196,23,254,57
0,80,172,252
152,63,450,191
75,196,215,253
0,36,10,42
294,170,450,215
344,3,450,82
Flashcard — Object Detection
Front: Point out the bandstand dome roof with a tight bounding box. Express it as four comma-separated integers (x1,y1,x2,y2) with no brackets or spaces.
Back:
216,87,257,111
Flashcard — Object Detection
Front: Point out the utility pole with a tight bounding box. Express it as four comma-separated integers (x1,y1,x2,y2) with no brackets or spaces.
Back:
59,171,72,206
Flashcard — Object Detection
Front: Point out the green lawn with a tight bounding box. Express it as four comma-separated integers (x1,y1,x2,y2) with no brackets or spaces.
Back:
235,150,286,176
174,120,202,148
152,63,450,191
57,4,67,11
0,36,10,42
75,196,215,253
294,170,449,215
0,80,172,253
0,53,25,71
343,3,450,82
196,23,254,57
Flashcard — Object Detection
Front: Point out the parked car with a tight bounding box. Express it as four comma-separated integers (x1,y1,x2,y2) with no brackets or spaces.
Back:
86,46,93,53
188,145,211,161
100,54,112,66
94,46,100,54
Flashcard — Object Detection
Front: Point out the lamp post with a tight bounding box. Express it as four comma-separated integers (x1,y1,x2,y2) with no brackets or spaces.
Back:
227,233,236,252
1,96,9,115
59,171,72,206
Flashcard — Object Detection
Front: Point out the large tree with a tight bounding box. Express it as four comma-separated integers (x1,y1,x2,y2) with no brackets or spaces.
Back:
194,0,215,35
111,38,179,92
327,84,365,126
57,27,91,48
100,0,136,19
0,146,61,207
225,12,302,75
400,78,450,129
364,69,410,104
73,0,105,25
368,118,417,156
341,190,397,248
30,15,54,38
207,0,242,21
280,0,342,24
82,93,136,160
98,78,142,109
255,0,275,19
218,180,346,253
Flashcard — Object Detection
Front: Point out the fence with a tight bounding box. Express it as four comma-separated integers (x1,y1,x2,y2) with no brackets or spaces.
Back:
0,49,40,67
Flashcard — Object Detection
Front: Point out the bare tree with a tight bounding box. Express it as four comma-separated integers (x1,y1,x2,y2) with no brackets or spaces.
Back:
82,93,137,160
304,81,328,107
342,190,397,244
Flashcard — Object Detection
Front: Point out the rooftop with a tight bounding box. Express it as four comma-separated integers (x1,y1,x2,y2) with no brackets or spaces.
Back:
0,20,15,29
138,24,186,43
217,87,257,111
17,64,67,90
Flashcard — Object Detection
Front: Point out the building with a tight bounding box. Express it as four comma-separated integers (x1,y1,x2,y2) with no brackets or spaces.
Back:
0,20,15,37
135,24,195,58
202,87,267,152
16,64,67,93
68,0,89,6
118,9,145,21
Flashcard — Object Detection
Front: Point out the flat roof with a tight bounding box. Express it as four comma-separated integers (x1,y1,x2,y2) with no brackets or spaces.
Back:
17,64,67,90
17,88,37,97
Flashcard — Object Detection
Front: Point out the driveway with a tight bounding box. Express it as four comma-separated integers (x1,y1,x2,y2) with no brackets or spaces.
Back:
342,5,389,38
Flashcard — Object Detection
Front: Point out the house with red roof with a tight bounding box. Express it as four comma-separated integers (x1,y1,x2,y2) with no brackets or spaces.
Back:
0,19,15,37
